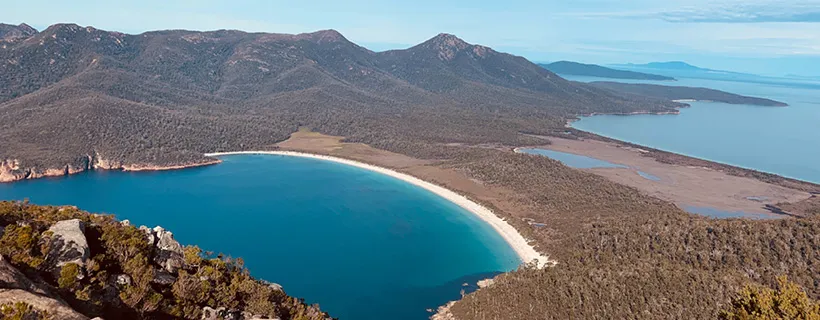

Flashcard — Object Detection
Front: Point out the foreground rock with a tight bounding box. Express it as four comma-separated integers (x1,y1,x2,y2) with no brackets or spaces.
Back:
141,225,184,273
43,219,89,271
0,201,332,319
202,306,281,320
0,255,88,320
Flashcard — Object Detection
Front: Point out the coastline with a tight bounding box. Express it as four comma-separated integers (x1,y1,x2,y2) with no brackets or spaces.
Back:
0,158,222,183
204,150,555,269
514,138,817,217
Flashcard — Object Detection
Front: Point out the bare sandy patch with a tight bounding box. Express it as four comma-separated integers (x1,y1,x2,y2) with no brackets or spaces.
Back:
531,137,812,216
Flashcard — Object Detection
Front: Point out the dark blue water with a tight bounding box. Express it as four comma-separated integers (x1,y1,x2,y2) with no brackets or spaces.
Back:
563,74,820,184
0,154,520,320
518,148,627,169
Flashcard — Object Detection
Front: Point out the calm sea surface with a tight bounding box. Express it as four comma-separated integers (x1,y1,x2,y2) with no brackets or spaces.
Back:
563,74,820,184
0,154,519,320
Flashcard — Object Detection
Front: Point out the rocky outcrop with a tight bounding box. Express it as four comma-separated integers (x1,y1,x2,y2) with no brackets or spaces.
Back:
0,153,221,183
43,219,90,271
260,280,283,292
140,226,184,273
0,256,87,320
201,306,277,320
152,270,177,286
0,290,89,320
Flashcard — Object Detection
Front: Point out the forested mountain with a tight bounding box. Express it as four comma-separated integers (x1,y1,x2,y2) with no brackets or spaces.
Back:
0,23,36,41
0,23,681,181
540,61,675,80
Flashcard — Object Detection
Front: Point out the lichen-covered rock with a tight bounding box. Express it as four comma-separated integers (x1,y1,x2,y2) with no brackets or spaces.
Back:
260,280,283,292
202,306,221,320
151,270,177,286
201,307,272,320
140,225,184,273
115,274,131,286
44,219,89,270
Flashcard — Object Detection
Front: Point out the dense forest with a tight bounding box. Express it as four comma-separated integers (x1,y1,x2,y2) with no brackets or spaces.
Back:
0,201,331,320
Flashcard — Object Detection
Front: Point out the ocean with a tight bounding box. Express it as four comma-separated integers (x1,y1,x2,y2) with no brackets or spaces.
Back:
0,154,520,319
563,74,820,184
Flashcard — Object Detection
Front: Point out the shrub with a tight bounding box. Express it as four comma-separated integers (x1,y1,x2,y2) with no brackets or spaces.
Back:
720,276,820,320
0,302,51,320
57,263,81,289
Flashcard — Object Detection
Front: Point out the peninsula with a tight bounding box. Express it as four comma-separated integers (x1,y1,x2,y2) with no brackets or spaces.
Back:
541,61,675,80
590,81,789,106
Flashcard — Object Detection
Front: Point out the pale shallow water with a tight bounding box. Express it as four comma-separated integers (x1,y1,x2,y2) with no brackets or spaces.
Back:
518,148,627,168
520,147,778,219
0,154,520,320
684,206,781,220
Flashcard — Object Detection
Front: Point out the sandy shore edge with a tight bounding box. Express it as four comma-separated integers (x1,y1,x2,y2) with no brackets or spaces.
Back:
205,150,554,268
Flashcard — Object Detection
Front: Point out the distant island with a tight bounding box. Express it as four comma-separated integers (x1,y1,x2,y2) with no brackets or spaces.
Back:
631,61,705,71
540,61,675,81
611,61,760,77
589,81,789,106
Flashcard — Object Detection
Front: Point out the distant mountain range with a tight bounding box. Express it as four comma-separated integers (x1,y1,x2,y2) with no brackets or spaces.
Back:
0,22,679,180
539,61,675,81
611,61,753,76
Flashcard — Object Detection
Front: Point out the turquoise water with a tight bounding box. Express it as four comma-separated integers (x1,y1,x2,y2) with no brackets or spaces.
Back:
563,74,820,184
518,148,627,168
0,154,520,320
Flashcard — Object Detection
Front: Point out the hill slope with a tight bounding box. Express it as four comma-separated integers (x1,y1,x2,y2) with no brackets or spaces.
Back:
590,81,788,106
541,61,675,80
0,23,681,181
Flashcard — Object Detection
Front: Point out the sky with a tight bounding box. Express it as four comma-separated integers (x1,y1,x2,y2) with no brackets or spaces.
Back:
3,0,820,76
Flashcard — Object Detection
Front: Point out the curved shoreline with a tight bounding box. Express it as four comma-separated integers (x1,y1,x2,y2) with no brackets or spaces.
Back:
205,150,554,268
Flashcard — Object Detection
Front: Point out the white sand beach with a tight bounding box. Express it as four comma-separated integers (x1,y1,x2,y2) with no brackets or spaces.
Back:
204,150,554,268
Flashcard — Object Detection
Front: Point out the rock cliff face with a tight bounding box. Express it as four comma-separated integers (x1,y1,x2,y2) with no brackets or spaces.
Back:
0,153,220,183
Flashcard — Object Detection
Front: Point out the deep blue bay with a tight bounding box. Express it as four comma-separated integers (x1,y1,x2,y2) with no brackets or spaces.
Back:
0,154,520,320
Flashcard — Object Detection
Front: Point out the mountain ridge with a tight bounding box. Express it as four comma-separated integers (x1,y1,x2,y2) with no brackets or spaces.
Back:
0,22,680,181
